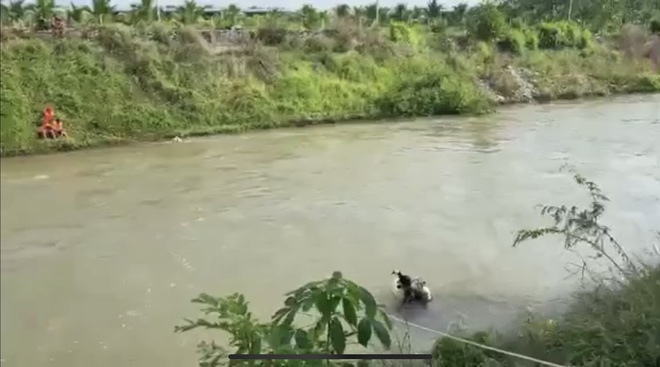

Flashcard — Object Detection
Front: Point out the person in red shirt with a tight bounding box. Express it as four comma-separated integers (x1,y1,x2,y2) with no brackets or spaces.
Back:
37,106,55,139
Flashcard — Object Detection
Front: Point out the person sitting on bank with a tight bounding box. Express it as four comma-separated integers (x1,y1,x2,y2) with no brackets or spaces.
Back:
37,106,55,139
37,107,68,139
53,118,68,138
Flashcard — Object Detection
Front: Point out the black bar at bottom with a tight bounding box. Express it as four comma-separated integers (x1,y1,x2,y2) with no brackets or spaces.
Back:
229,354,432,360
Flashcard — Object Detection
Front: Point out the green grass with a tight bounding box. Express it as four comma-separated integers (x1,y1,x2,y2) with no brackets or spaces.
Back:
1,22,659,156
431,263,660,366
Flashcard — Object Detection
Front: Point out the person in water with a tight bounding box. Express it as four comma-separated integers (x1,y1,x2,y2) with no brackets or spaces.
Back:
392,270,414,303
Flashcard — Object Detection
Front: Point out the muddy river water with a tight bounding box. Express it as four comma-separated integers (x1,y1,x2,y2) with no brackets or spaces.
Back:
1,95,659,366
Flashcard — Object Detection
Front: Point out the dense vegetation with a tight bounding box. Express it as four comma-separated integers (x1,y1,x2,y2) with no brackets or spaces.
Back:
178,169,660,367
0,0,659,156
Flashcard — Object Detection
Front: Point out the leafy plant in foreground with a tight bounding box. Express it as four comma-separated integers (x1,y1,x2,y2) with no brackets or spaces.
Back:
513,165,639,278
175,271,393,367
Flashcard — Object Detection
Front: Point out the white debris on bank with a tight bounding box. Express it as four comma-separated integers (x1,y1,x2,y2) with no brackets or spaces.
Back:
480,65,540,104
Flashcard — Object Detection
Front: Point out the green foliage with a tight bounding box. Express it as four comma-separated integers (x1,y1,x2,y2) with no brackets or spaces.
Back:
388,21,422,47
513,165,638,276
650,18,660,34
376,58,493,116
433,331,504,366
536,22,593,50
473,41,495,63
466,3,508,42
175,271,394,366
497,29,526,54
523,29,539,50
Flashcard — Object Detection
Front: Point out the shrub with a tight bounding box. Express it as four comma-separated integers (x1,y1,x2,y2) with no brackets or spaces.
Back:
537,22,592,50
433,331,504,366
510,18,525,30
576,28,593,49
255,27,287,46
466,3,508,42
430,18,448,34
376,60,493,116
651,18,660,34
388,22,423,48
303,35,335,53
497,29,526,55
474,41,495,63
524,29,539,50
537,22,564,49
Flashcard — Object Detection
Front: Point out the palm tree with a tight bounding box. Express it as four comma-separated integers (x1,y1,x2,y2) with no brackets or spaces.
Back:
68,2,91,23
365,2,379,25
426,0,442,19
392,3,408,22
24,0,53,23
1,0,27,23
91,0,114,24
177,0,202,25
130,0,156,23
23,0,53,29
224,4,241,27
451,2,467,26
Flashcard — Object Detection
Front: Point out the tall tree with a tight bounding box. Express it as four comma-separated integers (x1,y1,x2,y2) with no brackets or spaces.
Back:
392,3,408,22
426,0,442,19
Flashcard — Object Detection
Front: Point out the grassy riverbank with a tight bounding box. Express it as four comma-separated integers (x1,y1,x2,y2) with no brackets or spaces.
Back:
178,172,660,367
432,263,660,366
2,17,659,156
432,173,660,366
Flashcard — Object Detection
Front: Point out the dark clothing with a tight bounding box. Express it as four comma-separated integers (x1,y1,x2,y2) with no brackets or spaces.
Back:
396,272,414,302
397,273,412,287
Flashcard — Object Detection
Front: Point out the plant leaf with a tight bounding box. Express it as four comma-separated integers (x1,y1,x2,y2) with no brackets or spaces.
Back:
295,329,313,350
313,290,332,318
269,324,294,348
379,309,393,330
311,318,327,342
329,317,347,354
357,318,372,347
342,297,358,327
371,319,391,349
358,286,377,319
249,331,262,354
301,296,315,312
329,295,342,314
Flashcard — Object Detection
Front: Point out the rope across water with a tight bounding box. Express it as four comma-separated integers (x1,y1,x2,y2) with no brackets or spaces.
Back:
385,313,569,367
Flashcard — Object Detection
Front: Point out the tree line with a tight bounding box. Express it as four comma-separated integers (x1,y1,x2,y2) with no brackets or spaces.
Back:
1,0,658,31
